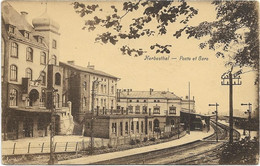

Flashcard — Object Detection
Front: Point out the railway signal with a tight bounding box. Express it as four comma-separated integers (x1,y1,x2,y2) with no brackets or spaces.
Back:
221,69,242,143
209,103,219,142
241,103,252,138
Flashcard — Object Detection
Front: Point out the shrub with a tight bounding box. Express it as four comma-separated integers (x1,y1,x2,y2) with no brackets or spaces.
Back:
107,143,113,148
136,139,141,144
143,137,148,142
219,137,259,164
149,137,156,141
129,139,136,145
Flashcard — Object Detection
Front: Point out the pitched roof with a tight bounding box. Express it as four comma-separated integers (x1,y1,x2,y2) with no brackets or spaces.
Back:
119,91,181,99
2,2,47,48
59,61,118,79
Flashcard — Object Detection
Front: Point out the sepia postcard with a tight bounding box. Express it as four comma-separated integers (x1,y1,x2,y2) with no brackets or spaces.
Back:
1,0,259,165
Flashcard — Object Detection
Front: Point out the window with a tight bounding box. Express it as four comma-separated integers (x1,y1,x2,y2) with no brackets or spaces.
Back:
135,105,140,114
101,85,104,93
40,52,46,65
39,89,46,107
125,122,128,134
101,98,103,107
153,106,160,114
149,121,152,131
40,71,46,85
83,81,87,91
128,105,133,113
142,106,147,114
141,121,144,133
131,121,134,133
55,93,60,108
104,85,107,93
137,100,139,103
136,121,139,133
83,97,87,107
111,86,114,94
144,100,146,102
9,89,18,106
25,68,32,80
10,65,17,81
8,25,15,33
24,31,29,39
120,122,123,136
157,100,160,102
112,122,117,134
52,55,57,65
129,99,132,102
169,106,176,114
26,47,33,62
55,73,61,85
11,42,18,58
52,40,57,49
154,100,156,102
104,99,106,108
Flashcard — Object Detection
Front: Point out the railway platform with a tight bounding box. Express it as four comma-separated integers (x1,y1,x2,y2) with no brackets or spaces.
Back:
59,130,214,164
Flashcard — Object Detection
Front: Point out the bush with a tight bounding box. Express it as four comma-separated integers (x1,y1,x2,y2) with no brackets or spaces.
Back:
107,143,113,148
149,137,156,141
129,139,136,145
219,137,259,164
136,139,141,144
143,137,148,142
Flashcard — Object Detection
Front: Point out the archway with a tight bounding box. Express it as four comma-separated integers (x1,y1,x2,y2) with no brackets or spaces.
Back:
154,119,160,132
29,89,39,106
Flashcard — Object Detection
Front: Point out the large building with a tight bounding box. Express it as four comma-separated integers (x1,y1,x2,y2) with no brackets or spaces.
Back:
117,89,195,134
1,2,73,140
60,61,119,124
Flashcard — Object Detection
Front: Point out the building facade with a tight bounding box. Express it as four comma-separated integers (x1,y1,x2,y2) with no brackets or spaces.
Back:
117,89,196,134
1,2,73,140
60,61,119,124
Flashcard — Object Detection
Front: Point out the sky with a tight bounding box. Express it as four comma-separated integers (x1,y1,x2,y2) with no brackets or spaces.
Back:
8,1,258,116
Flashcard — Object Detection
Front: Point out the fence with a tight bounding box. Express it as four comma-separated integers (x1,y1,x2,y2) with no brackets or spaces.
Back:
2,131,186,156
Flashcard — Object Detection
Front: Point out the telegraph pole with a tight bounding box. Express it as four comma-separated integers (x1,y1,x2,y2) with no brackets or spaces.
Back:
209,103,219,142
90,80,99,154
241,103,252,138
221,70,242,143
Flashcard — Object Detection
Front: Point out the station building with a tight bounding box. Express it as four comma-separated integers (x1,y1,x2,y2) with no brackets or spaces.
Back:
1,2,73,140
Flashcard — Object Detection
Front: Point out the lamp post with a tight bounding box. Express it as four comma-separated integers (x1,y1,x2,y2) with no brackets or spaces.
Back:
221,69,242,143
209,103,219,142
241,103,252,139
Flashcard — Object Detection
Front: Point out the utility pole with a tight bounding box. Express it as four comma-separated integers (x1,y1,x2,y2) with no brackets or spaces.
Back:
188,82,191,134
241,103,252,138
48,88,58,165
209,103,219,142
90,80,99,154
221,70,241,143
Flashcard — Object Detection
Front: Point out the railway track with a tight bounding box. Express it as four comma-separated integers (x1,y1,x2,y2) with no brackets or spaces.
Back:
92,121,240,165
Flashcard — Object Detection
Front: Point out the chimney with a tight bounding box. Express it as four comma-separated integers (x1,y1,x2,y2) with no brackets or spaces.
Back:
150,88,153,95
87,62,95,70
20,11,28,20
67,61,75,65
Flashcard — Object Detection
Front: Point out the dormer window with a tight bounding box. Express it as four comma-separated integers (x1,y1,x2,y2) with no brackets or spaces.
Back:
8,25,15,33
22,30,29,39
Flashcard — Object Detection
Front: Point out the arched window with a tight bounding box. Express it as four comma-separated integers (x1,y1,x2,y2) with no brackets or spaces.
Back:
25,68,32,80
26,47,33,62
11,42,18,57
40,71,46,85
52,55,57,65
10,65,17,81
10,89,18,106
55,73,61,85
40,52,46,65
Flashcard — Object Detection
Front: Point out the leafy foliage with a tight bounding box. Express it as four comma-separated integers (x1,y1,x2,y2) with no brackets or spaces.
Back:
72,1,198,56
185,1,259,69
219,137,259,164
72,1,259,69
